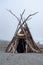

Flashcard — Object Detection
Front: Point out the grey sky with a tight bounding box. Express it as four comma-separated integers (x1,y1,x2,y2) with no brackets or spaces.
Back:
0,0,43,44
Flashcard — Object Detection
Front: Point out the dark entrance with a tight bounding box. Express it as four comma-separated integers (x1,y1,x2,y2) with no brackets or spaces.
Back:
17,38,26,53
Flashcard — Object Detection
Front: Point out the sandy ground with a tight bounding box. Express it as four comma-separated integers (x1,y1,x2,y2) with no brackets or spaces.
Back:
0,53,43,65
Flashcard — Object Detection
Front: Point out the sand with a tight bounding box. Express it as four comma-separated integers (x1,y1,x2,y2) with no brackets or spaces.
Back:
0,53,43,65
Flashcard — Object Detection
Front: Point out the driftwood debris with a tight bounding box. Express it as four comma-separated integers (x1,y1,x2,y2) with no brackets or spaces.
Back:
5,10,42,53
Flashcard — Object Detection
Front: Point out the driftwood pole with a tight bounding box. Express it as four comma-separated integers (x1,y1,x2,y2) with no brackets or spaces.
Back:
6,9,25,52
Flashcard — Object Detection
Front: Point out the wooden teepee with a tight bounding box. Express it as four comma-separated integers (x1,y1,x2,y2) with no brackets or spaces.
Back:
5,9,42,53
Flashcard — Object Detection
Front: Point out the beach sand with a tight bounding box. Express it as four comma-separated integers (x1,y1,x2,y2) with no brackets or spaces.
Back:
1,53,43,65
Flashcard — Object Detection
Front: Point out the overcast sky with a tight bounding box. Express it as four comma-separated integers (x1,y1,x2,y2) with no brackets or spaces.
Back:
0,0,43,44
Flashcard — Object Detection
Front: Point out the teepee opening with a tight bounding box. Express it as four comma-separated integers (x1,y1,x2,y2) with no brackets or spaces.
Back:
17,38,26,53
